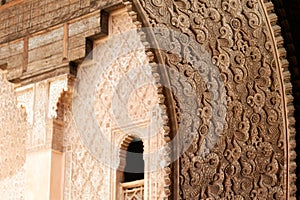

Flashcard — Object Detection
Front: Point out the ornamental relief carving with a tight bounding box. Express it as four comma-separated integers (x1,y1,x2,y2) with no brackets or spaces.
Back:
62,107,108,199
0,69,28,181
64,10,168,199
127,0,292,199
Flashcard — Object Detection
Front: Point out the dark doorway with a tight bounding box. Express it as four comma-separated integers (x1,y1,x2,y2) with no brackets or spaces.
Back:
123,140,144,182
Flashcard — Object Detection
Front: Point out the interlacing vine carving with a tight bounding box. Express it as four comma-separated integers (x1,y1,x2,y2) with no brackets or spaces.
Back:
128,0,295,199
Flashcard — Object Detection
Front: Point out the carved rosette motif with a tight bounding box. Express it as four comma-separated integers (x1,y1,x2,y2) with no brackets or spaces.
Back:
124,0,296,199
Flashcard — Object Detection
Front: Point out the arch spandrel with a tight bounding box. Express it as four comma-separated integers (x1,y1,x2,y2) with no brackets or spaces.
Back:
124,0,296,199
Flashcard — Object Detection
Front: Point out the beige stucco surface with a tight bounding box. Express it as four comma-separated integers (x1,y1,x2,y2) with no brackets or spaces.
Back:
25,150,52,200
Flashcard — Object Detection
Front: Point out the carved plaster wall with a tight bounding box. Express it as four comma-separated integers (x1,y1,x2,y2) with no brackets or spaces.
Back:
125,0,296,199
0,69,26,199
0,71,68,199
0,0,297,199
15,75,68,150
64,8,168,199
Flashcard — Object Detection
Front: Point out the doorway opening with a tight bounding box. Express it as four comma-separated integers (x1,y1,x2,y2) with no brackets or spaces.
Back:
123,139,144,182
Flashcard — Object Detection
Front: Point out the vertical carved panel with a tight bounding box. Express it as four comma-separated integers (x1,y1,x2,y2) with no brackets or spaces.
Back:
16,86,34,125
32,82,48,146
71,137,106,199
63,102,109,199
0,70,26,198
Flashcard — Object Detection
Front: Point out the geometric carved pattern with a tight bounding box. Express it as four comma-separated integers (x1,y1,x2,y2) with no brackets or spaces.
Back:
97,11,167,199
122,182,144,200
71,137,105,199
63,108,108,199
0,166,25,200
127,0,296,199
0,70,26,197
67,9,168,200
94,11,159,130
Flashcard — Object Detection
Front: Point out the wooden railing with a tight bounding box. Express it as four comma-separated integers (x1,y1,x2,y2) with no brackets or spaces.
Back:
120,179,144,200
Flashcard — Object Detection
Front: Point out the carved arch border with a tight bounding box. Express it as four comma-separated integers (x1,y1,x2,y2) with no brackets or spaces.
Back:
115,134,135,200
261,0,297,198
121,0,297,199
53,0,297,198
117,134,135,174
52,3,173,199
121,1,175,199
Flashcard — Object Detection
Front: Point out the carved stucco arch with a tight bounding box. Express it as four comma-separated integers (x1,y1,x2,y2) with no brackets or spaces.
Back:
261,1,297,198
118,134,136,172
58,0,297,198
121,2,176,199
122,0,297,199
115,134,135,200
67,5,172,199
